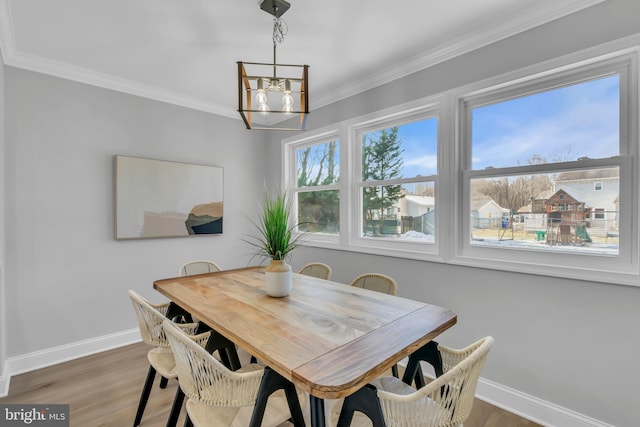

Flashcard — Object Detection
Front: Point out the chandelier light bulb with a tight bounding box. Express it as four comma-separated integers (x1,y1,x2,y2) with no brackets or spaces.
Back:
258,101,270,116
282,95,294,115
255,79,268,106
282,79,294,115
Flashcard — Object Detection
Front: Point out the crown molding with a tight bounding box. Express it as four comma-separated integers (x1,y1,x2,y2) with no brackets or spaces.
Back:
0,0,606,118
4,49,238,118
312,0,607,109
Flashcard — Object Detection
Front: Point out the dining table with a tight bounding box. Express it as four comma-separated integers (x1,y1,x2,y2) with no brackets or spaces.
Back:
153,266,457,427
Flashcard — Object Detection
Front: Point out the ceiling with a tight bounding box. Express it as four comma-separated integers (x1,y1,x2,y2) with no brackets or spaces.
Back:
0,0,604,121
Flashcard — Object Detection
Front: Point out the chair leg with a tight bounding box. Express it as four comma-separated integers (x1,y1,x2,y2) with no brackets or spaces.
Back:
391,364,399,378
183,414,193,427
133,365,157,427
165,387,185,427
336,384,385,427
159,376,169,389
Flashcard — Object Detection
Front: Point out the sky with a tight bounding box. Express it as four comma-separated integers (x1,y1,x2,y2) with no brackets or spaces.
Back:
471,74,619,169
394,73,619,177
298,73,620,182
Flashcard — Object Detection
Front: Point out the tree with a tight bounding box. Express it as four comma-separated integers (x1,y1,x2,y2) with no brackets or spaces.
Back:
362,127,404,235
297,141,340,232
471,154,553,215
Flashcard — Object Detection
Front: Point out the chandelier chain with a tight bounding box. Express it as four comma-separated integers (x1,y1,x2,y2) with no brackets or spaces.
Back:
272,16,288,45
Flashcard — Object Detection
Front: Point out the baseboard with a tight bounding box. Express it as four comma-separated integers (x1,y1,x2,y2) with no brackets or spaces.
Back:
0,373,8,398
475,377,615,427
0,336,616,427
407,361,614,427
1,328,140,398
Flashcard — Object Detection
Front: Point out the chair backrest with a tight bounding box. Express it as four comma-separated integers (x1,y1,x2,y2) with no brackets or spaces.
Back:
298,262,332,280
179,260,222,276
377,336,494,426
350,273,398,295
128,290,171,348
163,319,264,407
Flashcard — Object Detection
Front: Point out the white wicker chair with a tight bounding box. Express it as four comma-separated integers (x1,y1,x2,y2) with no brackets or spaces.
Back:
298,262,332,280
178,260,222,276
350,273,398,296
163,319,307,427
333,336,494,427
128,290,206,427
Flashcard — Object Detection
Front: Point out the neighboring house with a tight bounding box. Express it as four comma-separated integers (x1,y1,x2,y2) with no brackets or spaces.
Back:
554,169,619,227
399,195,435,217
471,195,509,228
398,195,435,234
517,190,554,231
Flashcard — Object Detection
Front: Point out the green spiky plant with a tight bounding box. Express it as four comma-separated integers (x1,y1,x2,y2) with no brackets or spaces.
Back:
247,190,305,263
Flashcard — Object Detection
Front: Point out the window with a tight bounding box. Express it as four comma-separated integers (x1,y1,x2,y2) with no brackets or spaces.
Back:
463,73,621,254
284,40,639,285
457,50,636,284
289,135,340,240
356,116,438,246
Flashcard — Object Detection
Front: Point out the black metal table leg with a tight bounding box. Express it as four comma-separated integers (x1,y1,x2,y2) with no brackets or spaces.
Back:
336,384,385,427
196,322,242,371
166,302,194,323
310,395,326,427
249,366,305,427
401,340,443,389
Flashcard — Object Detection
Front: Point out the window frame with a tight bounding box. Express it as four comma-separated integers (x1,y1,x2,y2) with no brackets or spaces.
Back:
283,38,640,286
452,49,638,284
283,129,342,248
347,103,443,260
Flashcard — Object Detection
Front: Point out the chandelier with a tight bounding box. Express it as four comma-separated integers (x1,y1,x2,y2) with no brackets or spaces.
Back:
237,0,309,131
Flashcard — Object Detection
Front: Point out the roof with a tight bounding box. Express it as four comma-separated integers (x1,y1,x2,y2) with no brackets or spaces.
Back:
546,189,582,205
404,195,435,206
555,169,620,181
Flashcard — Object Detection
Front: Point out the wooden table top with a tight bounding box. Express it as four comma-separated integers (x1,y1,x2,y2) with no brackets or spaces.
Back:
153,266,457,399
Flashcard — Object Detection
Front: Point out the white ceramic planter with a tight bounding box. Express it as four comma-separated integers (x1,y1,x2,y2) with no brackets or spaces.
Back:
265,260,292,297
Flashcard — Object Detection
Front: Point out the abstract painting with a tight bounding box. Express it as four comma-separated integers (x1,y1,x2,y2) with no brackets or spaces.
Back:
115,155,223,239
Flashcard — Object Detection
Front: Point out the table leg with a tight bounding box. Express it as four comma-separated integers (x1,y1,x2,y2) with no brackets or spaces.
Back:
310,395,326,427
249,366,305,427
401,340,443,389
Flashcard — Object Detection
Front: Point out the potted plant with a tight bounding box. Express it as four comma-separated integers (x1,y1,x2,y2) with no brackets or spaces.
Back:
247,189,304,297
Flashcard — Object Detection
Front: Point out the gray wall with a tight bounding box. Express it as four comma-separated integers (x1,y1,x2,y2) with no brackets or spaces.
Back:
0,48,5,382
4,67,269,356
283,1,640,426
1,1,639,426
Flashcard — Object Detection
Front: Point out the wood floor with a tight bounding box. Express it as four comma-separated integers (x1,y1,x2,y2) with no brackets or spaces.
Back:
0,342,542,427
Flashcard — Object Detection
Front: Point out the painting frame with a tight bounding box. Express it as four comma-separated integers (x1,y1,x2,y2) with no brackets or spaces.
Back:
115,155,224,240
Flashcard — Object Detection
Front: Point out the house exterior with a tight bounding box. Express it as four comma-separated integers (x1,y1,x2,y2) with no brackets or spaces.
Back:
398,195,435,234
544,189,591,245
471,195,509,228
553,169,619,228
